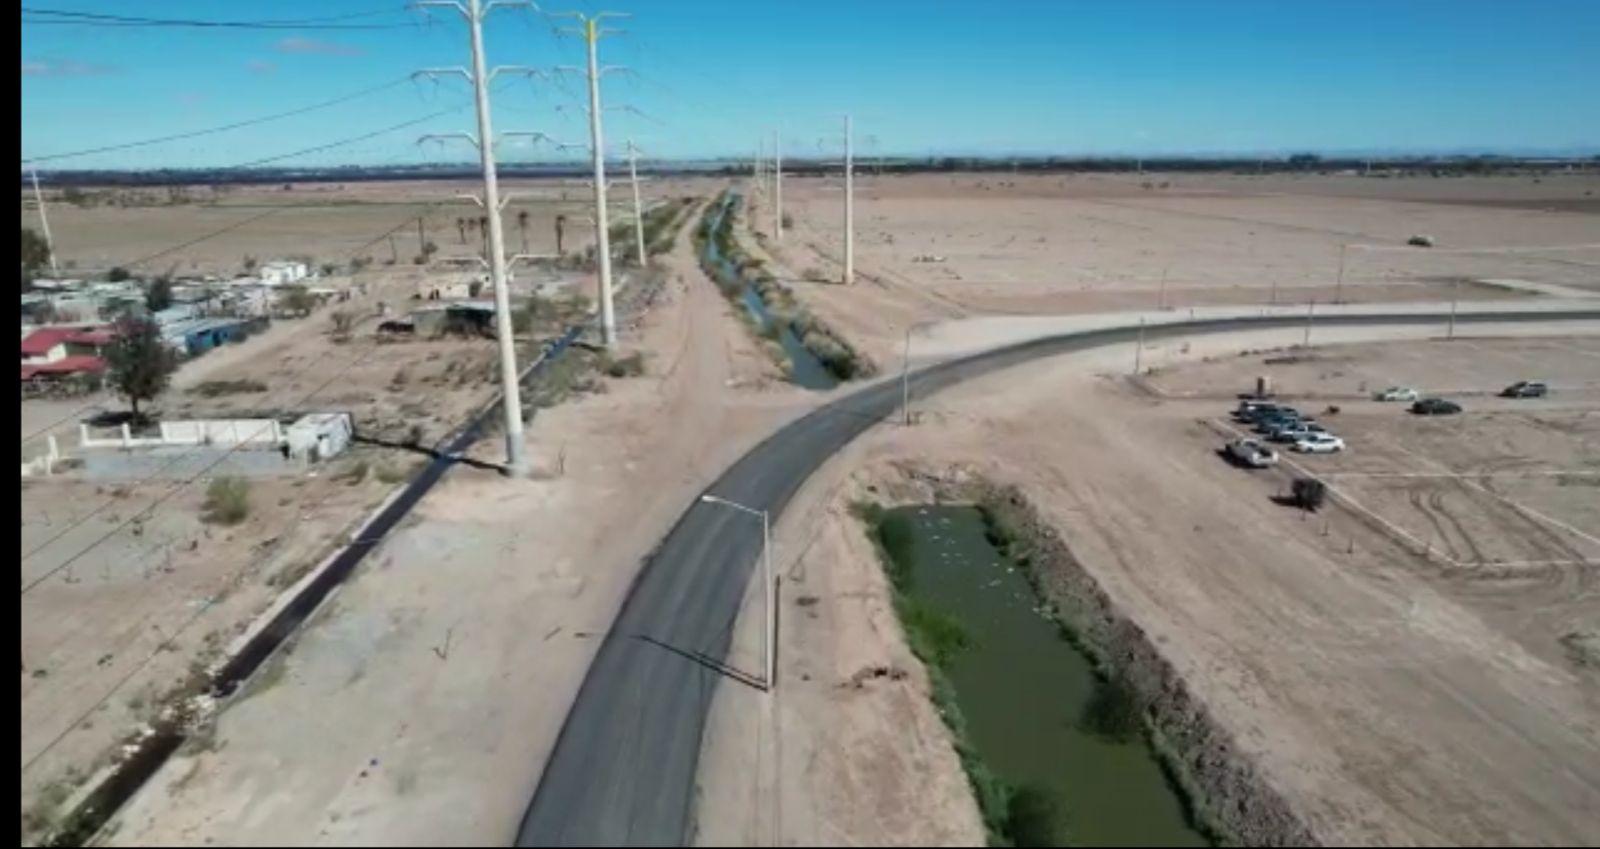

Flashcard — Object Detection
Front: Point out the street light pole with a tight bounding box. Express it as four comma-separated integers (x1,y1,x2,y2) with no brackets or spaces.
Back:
1304,299,1316,347
1133,316,1146,375
700,494,775,692
1335,243,1347,304
1448,276,1459,340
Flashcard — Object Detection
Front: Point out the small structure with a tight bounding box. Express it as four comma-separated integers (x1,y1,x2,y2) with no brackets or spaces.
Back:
285,413,354,462
258,261,310,287
22,326,114,365
416,272,482,301
161,316,268,356
411,300,497,337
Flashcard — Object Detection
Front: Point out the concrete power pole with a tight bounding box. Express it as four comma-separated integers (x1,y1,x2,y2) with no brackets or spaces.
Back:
561,12,629,349
773,130,783,241
414,0,533,477
626,139,646,268
29,169,60,276
844,114,855,285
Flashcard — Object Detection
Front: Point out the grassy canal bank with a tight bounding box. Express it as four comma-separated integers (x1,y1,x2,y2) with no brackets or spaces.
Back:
855,500,1207,847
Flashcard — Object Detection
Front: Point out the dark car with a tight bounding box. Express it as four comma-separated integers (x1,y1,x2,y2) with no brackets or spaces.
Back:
1500,381,1548,398
1411,398,1462,415
1234,401,1284,422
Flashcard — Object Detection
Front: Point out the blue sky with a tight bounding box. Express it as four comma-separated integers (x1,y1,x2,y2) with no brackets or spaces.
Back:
20,0,1600,169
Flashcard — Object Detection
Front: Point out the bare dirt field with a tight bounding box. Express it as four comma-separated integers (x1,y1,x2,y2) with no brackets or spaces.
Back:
19,176,729,276
742,172,1600,366
18,183,716,843
698,326,1600,847
91,202,825,846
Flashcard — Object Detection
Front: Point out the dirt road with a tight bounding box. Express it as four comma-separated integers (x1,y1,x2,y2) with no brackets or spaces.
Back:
698,326,1600,846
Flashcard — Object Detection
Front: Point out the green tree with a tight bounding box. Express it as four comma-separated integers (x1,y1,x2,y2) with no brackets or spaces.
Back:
104,316,177,420
22,227,51,273
145,278,174,312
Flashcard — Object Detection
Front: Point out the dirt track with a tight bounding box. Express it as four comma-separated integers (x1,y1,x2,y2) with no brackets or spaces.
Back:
699,328,1600,846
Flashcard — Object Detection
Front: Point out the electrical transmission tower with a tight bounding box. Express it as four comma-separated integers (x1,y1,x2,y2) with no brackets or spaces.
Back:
411,0,550,477
551,10,630,349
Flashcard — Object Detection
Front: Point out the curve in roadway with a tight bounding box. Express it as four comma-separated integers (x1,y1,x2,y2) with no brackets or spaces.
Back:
517,308,1600,846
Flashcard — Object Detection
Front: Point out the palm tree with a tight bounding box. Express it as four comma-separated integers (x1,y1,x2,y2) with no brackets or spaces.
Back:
554,214,567,256
517,209,530,253
456,217,467,244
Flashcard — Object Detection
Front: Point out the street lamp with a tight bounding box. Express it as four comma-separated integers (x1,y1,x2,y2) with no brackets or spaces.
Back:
902,320,936,426
700,494,775,692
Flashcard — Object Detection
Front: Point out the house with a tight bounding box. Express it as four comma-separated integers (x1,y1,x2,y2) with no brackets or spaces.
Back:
258,261,309,287
21,326,114,365
416,272,483,301
21,326,113,384
161,316,268,356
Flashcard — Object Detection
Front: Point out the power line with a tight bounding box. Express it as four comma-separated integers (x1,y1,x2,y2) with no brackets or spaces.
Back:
20,198,452,568
230,106,466,169
20,6,416,30
22,79,417,165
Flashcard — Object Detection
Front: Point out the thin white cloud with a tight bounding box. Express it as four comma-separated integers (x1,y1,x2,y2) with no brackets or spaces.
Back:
21,59,115,77
247,59,278,74
274,37,363,57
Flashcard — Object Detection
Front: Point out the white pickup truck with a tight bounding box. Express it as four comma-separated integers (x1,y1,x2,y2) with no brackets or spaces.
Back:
1226,438,1279,468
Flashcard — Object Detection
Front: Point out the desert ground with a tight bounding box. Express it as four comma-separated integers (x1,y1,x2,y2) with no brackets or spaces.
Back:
21,170,1600,845
698,327,1600,847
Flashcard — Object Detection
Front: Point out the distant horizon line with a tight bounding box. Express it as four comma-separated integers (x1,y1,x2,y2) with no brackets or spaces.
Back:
23,146,1600,177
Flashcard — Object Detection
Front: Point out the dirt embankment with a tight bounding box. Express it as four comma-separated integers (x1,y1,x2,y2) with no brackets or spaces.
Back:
888,464,1318,847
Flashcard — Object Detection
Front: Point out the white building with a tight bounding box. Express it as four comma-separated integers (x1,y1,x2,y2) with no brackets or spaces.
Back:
258,261,309,287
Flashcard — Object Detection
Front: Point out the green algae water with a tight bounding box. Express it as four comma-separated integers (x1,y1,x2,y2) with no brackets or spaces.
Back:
882,504,1207,847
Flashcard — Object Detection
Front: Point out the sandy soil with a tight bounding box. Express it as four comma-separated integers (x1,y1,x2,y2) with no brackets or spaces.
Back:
19,176,728,276
96,202,822,846
741,172,1599,367
696,327,1600,846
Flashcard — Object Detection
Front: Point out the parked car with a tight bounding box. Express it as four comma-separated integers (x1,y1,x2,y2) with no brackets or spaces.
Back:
1500,380,1548,398
1226,438,1278,468
1292,433,1346,454
1374,386,1419,402
1256,412,1312,434
1268,422,1327,443
1234,401,1283,422
1411,398,1462,415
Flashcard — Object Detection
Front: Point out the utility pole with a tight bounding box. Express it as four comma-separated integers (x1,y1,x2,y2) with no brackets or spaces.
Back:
773,129,783,241
552,11,629,349
1303,299,1316,347
1133,317,1146,374
417,216,427,256
626,139,646,268
844,114,855,285
1158,265,1169,310
29,169,60,276
1335,243,1347,304
1448,277,1460,340
414,0,536,477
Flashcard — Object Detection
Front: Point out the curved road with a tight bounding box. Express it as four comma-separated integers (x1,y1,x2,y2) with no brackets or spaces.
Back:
517,308,1599,846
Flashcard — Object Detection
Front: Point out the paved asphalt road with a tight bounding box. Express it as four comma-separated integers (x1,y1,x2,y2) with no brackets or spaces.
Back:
517,309,1599,846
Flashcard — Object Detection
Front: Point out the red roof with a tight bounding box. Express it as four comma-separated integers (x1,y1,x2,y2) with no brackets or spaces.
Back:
20,326,113,356
20,355,106,381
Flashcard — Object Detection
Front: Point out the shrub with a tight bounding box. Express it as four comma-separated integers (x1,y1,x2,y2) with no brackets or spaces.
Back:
602,351,645,378
1079,672,1143,741
1006,783,1070,847
202,477,250,525
1291,478,1326,512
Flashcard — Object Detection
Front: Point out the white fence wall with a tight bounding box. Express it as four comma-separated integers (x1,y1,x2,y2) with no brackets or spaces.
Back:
79,419,283,450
